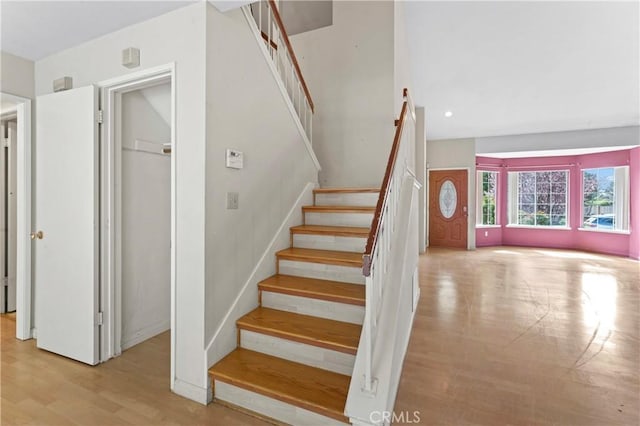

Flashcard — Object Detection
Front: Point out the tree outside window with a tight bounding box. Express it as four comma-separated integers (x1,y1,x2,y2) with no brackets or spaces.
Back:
582,168,615,229
514,170,568,227
478,171,497,225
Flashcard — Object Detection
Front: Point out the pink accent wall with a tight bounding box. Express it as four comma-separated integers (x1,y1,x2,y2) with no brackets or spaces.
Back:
476,148,636,258
630,147,640,259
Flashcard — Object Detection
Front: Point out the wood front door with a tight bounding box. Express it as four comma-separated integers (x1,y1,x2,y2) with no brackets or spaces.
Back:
429,169,468,249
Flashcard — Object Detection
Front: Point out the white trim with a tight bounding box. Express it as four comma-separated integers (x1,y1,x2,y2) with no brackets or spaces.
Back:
0,92,32,340
205,182,316,369
173,379,209,405
580,166,630,233
476,224,501,229
98,64,177,392
577,227,631,235
241,6,321,172
507,169,571,228
505,225,572,231
121,319,171,351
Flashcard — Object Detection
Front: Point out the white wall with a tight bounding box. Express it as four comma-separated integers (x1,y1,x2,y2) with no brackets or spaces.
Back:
476,125,640,155
204,4,318,362
426,138,476,249
34,3,209,401
394,0,412,115
120,87,171,350
0,52,35,99
291,1,395,188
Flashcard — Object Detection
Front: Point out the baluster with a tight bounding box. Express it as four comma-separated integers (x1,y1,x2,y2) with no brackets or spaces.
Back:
309,109,313,144
258,1,262,40
267,4,273,59
364,274,373,392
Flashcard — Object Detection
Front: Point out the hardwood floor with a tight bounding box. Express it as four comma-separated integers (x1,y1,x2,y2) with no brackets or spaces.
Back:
0,315,267,425
395,247,639,425
2,247,638,425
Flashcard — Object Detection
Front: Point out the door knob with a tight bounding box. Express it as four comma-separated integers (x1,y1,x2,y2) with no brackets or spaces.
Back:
30,231,44,240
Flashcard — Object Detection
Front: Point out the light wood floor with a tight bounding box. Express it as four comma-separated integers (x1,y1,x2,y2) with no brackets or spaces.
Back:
1,315,267,425
395,247,639,425
2,247,638,425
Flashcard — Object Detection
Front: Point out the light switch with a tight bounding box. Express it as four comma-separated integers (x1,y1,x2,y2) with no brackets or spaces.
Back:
227,192,239,209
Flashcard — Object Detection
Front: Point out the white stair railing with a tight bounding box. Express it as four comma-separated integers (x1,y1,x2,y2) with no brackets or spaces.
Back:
242,0,314,144
346,89,421,426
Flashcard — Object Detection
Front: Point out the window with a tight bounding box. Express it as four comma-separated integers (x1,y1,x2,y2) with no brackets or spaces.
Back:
582,166,629,231
508,170,568,227
476,171,498,225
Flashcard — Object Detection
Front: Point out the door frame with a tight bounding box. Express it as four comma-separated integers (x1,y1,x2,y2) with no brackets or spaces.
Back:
98,64,176,386
427,167,473,250
0,93,32,340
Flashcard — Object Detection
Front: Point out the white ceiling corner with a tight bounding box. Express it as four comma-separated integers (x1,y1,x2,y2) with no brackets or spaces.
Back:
0,1,197,61
405,1,640,140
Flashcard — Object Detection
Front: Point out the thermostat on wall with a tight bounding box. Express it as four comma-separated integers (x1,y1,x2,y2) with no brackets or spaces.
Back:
226,149,244,169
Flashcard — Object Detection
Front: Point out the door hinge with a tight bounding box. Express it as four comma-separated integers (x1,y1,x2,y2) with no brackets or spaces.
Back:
96,311,104,326
1,138,8,148
96,110,104,124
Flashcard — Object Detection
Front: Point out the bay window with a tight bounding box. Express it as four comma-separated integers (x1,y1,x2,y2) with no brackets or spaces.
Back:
508,170,569,227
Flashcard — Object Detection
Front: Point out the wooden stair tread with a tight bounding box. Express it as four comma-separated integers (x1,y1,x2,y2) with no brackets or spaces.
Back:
259,274,365,306
276,247,364,267
209,348,350,423
290,224,370,238
303,205,375,213
313,187,379,194
237,307,361,354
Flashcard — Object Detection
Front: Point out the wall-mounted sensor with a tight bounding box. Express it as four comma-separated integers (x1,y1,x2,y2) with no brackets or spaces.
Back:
53,76,72,92
122,47,140,68
226,149,244,169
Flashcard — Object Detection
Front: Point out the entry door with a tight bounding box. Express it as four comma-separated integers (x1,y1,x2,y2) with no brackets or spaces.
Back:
429,169,468,249
35,86,100,365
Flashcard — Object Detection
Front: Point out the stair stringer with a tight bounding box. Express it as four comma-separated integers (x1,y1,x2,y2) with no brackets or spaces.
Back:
204,182,317,399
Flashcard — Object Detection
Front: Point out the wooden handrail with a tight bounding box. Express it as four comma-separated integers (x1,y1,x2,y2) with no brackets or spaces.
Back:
267,0,315,112
362,90,409,276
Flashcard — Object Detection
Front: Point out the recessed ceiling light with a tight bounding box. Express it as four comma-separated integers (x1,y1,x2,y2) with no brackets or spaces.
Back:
444,111,453,118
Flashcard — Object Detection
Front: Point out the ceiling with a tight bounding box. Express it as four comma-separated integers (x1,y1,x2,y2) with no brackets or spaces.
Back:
405,1,640,140
0,1,638,143
0,1,196,61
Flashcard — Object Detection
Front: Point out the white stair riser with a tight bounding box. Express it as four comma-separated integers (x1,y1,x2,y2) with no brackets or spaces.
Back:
214,381,346,426
315,192,379,207
240,330,355,375
293,233,367,252
305,212,373,227
279,259,365,285
261,292,364,325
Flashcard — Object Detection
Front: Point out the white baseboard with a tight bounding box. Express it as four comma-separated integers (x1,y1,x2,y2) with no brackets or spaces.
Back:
121,319,170,351
173,379,209,405
205,182,317,370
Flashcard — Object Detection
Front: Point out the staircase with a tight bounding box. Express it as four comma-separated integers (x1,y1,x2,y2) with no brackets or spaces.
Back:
209,188,379,425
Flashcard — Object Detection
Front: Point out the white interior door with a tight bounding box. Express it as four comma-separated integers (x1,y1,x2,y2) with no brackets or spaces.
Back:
0,123,5,312
35,85,100,365
7,121,17,312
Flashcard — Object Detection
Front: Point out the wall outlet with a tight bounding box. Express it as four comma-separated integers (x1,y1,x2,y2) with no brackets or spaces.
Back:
484,231,489,237
227,192,239,209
